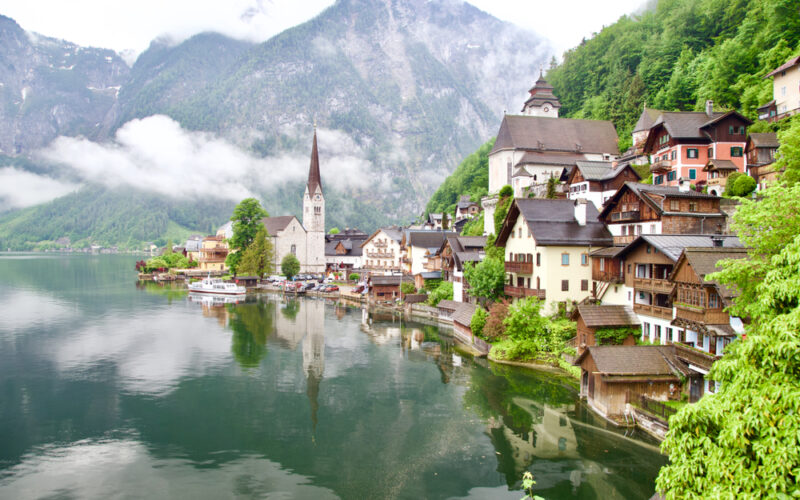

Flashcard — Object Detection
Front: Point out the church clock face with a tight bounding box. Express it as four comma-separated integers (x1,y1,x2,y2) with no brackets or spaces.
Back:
315,195,321,201
543,105,550,113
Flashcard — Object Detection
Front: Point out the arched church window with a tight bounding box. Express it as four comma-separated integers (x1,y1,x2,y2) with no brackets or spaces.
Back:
291,245,296,255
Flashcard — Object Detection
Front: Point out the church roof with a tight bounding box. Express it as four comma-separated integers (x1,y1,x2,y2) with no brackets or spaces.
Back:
261,215,299,236
633,107,664,133
491,115,619,156
307,131,322,195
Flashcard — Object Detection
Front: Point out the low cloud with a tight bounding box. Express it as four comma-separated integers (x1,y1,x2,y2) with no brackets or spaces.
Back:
0,167,78,210
37,115,377,203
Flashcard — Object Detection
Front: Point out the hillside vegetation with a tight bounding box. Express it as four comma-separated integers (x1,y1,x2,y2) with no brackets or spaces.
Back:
547,0,800,151
425,138,494,215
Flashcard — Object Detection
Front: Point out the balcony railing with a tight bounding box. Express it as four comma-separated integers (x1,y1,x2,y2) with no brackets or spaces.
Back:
374,241,388,248
650,160,672,173
672,341,719,371
674,303,729,325
366,251,395,259
593,270,624,283
505,261,533,274
610,210,641,222
632,277,674,294
633,303,673,320
505,285,546,299
613,235,637,245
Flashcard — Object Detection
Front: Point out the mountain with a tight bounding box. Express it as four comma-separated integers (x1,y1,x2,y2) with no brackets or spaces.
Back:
0,0,550,249
0,15,129,154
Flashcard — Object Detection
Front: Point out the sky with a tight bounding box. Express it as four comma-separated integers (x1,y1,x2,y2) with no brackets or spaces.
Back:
2,0,645,64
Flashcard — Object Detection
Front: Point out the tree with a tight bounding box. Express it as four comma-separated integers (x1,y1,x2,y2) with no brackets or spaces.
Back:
400,281,416,295
281,253,300,279
328,227,340,235
546,176,558,199
503,298,549,346
731,174,756,197
463,257,505,302
656,180,800,497
482,299,510,340
349,272,360,282
226,198,268,274
470,307,488,338
427,281,453,306
494,187,513,236
237,225,274,277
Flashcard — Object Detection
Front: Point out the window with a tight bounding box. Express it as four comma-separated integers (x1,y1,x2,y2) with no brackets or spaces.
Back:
536,253,541,266
581,253,588,266
738,126,745,134
581,279,589,291
599,258,605,271
654,175,663,185
781,86,786,96
655,325,662,343
646,244,651,254
314,206,321,215
650,224,657,233
728,125,735,134
689,202,698,212
561,253,570,266
708,147,714,158
518,228,523,238
510,230,514,239
291,244,297,255
731,147,743,157
668,171,676,181
561,280,569,291
709,291,721,309
670,199,680,211
687,148,698,159
666,327,673,342
689,169,696,180
671,150,677,160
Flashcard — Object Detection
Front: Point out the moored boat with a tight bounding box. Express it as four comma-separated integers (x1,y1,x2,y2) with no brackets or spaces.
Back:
188,276,246,295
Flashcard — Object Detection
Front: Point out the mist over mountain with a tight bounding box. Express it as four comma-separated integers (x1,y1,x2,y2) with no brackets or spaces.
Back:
0,0,550,249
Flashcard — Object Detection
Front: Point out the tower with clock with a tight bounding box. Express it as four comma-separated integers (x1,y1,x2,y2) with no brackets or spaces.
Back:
521,70,561,118
303,129,326,273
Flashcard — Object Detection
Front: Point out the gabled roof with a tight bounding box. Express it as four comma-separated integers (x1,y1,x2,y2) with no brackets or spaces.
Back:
643,110,752,152
453,302,479,327
457,195,478,209
514,152,589,169
574,345,686,377
522,74,561,111
261,215,299,236
669,247,749,303
575,305,640,328
598,182,721,220
633,107,664,133
362,227,403,247
765,55,800,78
407,230,456,249
747,132,779,149
325,238,364,257
370,275,413,286
569,161,641,183
443,235,486,271
491,115,619,156
703,159,739,172
617,234,743,262
497,198,613,247
437,300,459,311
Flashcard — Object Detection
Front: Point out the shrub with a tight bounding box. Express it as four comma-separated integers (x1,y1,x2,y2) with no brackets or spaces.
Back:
400,281,416,295
732,174,756,197
427,281,453,306
349,272,360,282
724,171,745,196
470,307,488,338
482,299,510,340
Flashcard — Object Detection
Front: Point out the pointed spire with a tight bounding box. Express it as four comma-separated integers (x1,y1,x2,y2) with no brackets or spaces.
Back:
307,130,322,195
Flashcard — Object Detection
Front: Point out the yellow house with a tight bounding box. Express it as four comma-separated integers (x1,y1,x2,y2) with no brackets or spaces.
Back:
759,55,800,121
198,235,229,272
496,198,613,314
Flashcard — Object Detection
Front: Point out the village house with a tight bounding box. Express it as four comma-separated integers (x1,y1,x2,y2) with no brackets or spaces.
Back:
575,345,687,422
587,245,628,305
361,227,403,273
185,235,203,262
564,161,641,210
368,275,413,302
745,132,781,190
758,54,800,121
440,235,486,303
198,235,228,272
631,107,665,156
669,246,749,401
642,101,752,192
482,75,619,234
324,229,368,273
571,304,640,357
421,213,452,230
455,195,481,221
401,230,455,276
598,182,727,245
496,198,613,313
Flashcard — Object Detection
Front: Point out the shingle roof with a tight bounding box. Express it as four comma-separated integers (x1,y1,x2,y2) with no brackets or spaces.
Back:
599,182,722,220
765,55,800,78
437,300,459,311
515,152,589,168
633,107,664,133
576,345,684,376
453,302,479,327
703,159,739,171
572,161,639,182
576,305,640,328
618,234,744,262
408,230,455,249
370,275,413,286
418,271,442,279
325,238,364,257
457,236,487,250
677,247,749,300
748,132,779,148
491,115,619,155
504,198,613,247
589,246,626,258
261,216,297,236
652,111,728,139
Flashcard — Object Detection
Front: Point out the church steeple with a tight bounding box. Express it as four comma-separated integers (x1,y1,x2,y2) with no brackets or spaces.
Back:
307,130,322,195
521,70,561,117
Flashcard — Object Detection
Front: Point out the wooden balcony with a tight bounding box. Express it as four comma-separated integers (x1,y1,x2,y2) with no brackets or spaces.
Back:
505,261,533,274
374,241,388,248
610,210,641,222
633,277,674,295
674,303,729,325
633,303,673,320
650,160,672,173
672,341,719,372
612,235,636,245
366,251,395,259
592,270,624,283
505,285,546,299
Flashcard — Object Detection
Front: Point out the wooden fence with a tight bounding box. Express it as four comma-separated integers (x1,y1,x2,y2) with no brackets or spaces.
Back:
630,394,678,421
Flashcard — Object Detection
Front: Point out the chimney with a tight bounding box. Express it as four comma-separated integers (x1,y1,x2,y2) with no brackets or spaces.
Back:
705,100,714,117
574,198,587,226
678,177,691,192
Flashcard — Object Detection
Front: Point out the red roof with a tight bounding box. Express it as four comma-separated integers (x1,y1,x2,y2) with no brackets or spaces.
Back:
765,55,800,78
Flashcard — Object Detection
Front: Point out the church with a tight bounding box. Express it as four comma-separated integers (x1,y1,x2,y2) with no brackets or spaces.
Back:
261,131,326,274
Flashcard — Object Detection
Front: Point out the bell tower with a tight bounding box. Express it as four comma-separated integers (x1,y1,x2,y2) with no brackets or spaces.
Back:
303,129,325,273
521,70,560,117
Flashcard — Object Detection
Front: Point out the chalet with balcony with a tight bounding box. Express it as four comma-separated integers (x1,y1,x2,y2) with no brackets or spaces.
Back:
642,101,751,188
588,245,627,305
760,55,800,122
496,198,613,312
455,195,481,221
598,182,726,245
440,235,486,303
368,275,414,302
745,132,781,190
325,237,365,273
401,230,456,276
669,247,749,400
614,234,743,346
571,305,640,357
702,159,739,196
199,235,229,272
564,161,640,210
575,345,688,421
361,227,403,273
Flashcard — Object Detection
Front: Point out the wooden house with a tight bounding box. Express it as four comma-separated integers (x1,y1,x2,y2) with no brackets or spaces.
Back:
368,275,413,302
745,132,781,191
564,161,640,210
575,345,687,421
572,305,640,357
440,235,485,303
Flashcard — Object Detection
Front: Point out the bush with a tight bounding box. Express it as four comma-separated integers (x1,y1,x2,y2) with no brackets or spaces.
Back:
498,184,513,198
427,281,453,306
732,174,757,197
400,281,416,295
349,272,360,282
483,299,510,340
470,307,488,338
724,171,745,196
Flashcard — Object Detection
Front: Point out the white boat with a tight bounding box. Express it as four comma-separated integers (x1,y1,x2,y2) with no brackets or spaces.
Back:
188,276,246,295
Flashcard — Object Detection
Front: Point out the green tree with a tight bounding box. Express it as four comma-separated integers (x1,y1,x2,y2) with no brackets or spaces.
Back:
546,176,558,199
349,272,360,282
328,227,340,235
427,281,453,306
400,281,416,295
731,174,756,197
656,180,800,496
493,185,513,235
226,198,268,274
464,257,505,301
281,253,301,279
470,307,488,338
723,171,745,196
237,225,274,277
503,297,548,346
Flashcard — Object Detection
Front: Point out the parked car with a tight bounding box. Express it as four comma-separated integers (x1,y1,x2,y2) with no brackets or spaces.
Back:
303,282,316,291
326,285,339,293
352,285,365,293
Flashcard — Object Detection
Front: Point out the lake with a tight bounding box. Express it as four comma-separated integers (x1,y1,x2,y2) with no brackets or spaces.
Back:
0,254,666,499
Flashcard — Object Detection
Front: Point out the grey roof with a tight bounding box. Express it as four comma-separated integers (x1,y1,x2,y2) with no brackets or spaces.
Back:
515,152,589,169
589,246,626,258
457,195,478,210
505,198,613,247
748,132,779,148
453,303,479,327
704,159,739,172
674,247,749,300
370,275,413,286
418,271,442,279
765,54,800,78
633,107,664,133
365,227,403,245
325,238,364,257
572,161,639,182
576,305,640,328
261,216,298,236
456,236,487,250
445,235,486,271
618,234,744,262
651,111,728,139
491,115,619,155
408,230,456,249
599,182,722,220
576,345,685,376
437,300,459,311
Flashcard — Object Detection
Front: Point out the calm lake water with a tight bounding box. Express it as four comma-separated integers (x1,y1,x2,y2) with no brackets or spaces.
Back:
0,254,666,499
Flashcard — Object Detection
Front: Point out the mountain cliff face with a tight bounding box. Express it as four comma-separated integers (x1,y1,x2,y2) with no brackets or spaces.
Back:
0,15,129,154
0,0,550,248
